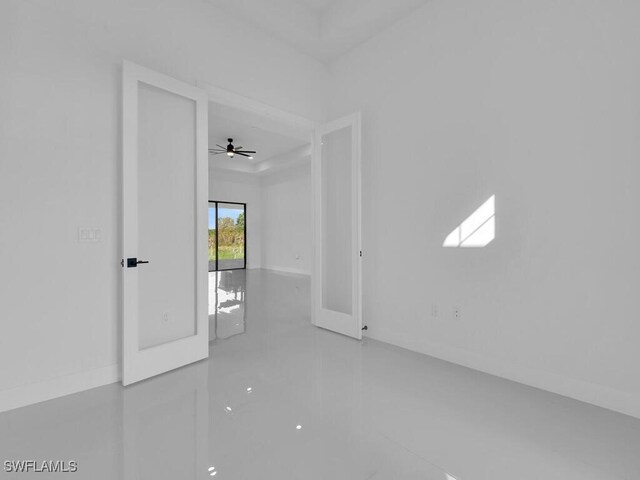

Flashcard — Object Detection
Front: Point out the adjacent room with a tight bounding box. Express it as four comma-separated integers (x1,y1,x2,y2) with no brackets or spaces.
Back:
207,101,313,341
1,1,640,479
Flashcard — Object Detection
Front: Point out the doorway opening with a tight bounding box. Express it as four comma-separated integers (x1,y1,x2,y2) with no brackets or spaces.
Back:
205,84,361,341
208,201,247,271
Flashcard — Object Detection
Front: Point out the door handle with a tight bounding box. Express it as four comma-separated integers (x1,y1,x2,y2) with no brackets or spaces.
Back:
125,257,150,268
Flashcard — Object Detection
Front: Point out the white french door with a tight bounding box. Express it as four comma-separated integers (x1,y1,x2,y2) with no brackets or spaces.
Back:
312,112,362,339
121,61,209,385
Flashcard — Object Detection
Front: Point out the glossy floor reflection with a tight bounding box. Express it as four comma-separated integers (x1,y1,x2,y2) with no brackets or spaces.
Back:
1,269,640,479
209,270,246,341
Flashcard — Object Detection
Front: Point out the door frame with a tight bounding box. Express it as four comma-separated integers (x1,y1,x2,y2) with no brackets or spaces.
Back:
201,82,316,144
208,201,247,271
121,61,209,386
200,83,363,336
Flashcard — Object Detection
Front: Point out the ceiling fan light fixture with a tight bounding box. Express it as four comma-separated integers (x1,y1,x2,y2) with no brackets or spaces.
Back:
226,138,235,157
210,138,256,159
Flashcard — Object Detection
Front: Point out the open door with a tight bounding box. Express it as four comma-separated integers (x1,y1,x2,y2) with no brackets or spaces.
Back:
312,112,362,339
121,61,208,385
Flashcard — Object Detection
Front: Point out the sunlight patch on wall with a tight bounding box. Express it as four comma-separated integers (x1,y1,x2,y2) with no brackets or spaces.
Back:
443,195,495,248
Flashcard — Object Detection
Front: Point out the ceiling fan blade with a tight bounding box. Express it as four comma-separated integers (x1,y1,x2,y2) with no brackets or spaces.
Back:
236,150,256,154
216,144,227,149
234,152,252,157
209,151,225,155
235,146,243,151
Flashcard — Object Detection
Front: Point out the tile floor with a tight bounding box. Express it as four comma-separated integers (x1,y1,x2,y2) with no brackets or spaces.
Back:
1,269,639,479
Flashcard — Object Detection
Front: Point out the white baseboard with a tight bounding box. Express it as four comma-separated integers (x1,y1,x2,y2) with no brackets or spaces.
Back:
365,327,640,420
6,325,635,421
0,364,119,414
261,265,310,276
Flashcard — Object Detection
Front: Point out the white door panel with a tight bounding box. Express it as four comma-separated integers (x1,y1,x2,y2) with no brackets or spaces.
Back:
312,113,362,339
122,61,208,385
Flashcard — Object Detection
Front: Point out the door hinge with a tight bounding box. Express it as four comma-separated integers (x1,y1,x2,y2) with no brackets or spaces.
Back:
359,250,362,257
362,325,368,331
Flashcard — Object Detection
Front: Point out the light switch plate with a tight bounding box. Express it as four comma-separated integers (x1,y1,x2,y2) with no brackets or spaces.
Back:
78,226,102,243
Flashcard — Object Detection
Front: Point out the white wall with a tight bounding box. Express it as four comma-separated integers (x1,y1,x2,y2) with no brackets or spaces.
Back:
328,0,640,418
209,170,262,269
209,160,312,275
0,0,327,411
260,162,312,275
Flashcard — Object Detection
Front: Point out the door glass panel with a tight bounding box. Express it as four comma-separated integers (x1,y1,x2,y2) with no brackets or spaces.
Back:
217,203,245,271
321,125,352,315
138,83,196,349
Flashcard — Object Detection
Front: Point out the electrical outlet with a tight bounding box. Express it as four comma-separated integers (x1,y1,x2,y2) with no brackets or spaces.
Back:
162,312,169,323
431,304,438,318
453,306,461,320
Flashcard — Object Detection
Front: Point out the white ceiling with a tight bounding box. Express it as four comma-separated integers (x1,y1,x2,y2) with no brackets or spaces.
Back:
209,102,310,174
205,0,432,63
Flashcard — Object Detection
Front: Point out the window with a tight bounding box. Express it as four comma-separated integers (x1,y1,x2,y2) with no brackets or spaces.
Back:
208,201,246,270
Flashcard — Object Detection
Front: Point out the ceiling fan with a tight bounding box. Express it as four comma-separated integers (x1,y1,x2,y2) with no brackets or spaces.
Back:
208,138,256,159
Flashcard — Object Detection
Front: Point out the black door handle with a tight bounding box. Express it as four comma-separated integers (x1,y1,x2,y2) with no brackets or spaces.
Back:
126,257,150,268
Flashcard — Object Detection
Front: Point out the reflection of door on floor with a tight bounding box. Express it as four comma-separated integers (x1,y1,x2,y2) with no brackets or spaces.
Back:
208,201,246,271
209,270,246,341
